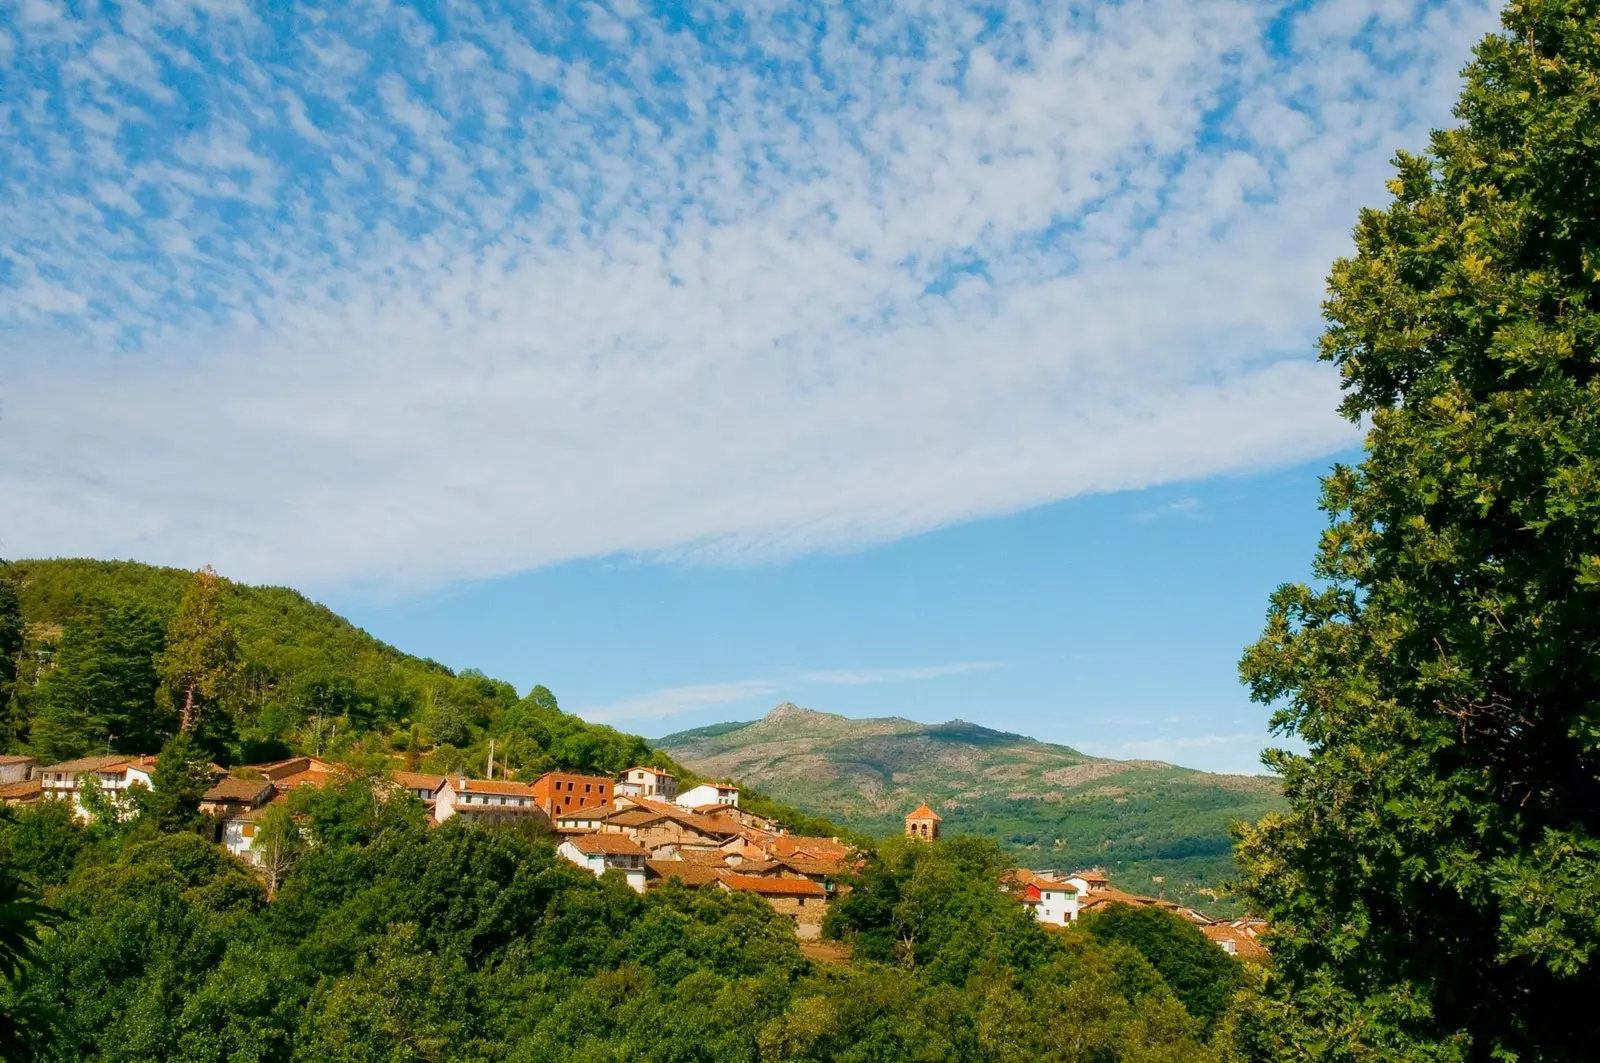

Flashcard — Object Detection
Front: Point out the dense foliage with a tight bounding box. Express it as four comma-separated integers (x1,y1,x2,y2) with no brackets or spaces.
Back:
2,559,661,780
1236,2,1600,1059
0,794,1249,1062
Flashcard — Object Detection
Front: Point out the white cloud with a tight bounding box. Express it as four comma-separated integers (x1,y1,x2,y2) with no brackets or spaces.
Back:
0,0,1503,590
1080,729,1295,776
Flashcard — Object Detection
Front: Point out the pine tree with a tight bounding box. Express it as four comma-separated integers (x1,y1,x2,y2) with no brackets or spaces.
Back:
1236,3,1600,1059
155,567,238,733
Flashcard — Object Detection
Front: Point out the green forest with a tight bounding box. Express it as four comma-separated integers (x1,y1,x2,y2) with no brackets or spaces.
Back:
0,793,1256,1062
5,0,1600,1059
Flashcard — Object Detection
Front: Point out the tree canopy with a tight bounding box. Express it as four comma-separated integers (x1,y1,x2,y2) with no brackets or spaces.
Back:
1235,2,1600,1059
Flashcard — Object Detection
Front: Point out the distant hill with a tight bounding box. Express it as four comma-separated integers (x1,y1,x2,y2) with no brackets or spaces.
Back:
658,702,1283,914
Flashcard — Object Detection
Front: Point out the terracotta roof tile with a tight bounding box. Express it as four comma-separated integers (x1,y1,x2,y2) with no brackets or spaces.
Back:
566,833,648,856
392,771,447,792
455,778,536,797
906,802,942,822
202,777,277,803
0,779,41,801
647,860,721,886
717,873,827,897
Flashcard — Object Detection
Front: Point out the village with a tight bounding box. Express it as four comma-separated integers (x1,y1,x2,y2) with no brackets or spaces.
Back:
0,753,1262,954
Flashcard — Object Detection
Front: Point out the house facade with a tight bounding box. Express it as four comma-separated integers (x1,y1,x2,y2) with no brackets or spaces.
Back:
531,772,613,816
557,833,648,892
0,755,36,785
615,766,678,801
39,754,160,819
675,783,738,809
435,777,547,825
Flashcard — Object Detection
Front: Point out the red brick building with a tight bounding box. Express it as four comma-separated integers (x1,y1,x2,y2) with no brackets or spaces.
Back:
531,771,613,815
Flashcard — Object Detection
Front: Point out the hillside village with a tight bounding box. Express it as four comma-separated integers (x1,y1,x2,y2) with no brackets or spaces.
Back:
2,752,1263,953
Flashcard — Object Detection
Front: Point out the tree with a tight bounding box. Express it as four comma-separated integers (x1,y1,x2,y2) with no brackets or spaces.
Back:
155,566,238,733
251,800,303,900
1078,902,1243,1031
143,731,215,833
0,570,22,751
1236,3,1600,1059
26,602,164,763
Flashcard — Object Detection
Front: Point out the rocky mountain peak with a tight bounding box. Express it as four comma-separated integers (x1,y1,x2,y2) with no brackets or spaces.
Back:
763,701,818,723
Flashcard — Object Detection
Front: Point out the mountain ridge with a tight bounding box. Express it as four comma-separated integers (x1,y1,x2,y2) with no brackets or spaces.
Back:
659,702,1283,914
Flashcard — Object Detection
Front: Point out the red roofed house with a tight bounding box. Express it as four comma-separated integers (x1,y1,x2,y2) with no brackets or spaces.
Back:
199,776,277,818
434,776,549,827
905,802,941,841
39,754,161,820
392,771,448,812
558,832,648,892
717,872,829,938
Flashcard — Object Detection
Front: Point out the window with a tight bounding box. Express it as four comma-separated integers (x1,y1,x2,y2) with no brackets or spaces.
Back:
585,784,591,793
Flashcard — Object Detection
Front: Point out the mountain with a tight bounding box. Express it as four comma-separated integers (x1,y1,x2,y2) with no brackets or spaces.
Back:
658,703,1284,914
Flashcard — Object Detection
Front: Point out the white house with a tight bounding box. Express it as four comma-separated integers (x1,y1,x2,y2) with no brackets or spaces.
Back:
39,754,160,820
434,776,541,823
220,808,265,863
1033,879,1080,926
553,807,609,832
0,755,36,785
676,783,738,810
557,833,648,892
615,766,678,801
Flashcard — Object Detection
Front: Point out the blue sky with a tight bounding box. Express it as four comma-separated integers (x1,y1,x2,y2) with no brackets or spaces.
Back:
1,0,1503,773
328,454,1345,774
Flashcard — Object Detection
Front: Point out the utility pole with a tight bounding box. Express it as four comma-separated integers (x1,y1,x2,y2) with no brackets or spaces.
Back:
487,739,495,780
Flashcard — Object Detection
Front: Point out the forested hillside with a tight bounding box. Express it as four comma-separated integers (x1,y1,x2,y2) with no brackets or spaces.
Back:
1,559,661,778
660,704,1282,914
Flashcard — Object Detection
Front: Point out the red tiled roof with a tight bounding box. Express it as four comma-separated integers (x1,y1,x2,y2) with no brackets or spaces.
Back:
676,849,732,867
906,802,942,822
392,771,447,792
455,778,536,797
41,754,131,775
202,777,276,803
0,779,41,802
604,808,666,827
717,873,827,897
778,856,845,877
647,860,722,886
566,833,648,856
771,835,852,859
623,766,674,778
0,755,36,766
274,770,332,790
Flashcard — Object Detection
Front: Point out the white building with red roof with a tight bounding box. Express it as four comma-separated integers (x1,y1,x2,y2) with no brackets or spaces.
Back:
558,832,648,892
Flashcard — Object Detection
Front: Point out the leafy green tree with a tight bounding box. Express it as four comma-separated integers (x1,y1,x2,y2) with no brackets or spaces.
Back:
1236,4,1600,1059
156,567,238,733
143,731,215,833
252,800,304,900
0,804,86,889
1078,902,1242,1030
289,769,425,849
0,570,22,752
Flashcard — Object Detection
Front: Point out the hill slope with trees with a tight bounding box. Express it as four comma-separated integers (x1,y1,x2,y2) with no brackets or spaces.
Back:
659,703,1283,913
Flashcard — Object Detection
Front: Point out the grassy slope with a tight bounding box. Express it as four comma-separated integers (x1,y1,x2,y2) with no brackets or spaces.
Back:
658,703,1283,915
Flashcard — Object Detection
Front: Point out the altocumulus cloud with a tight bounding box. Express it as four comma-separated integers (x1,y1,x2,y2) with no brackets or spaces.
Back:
0,0,1499,589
